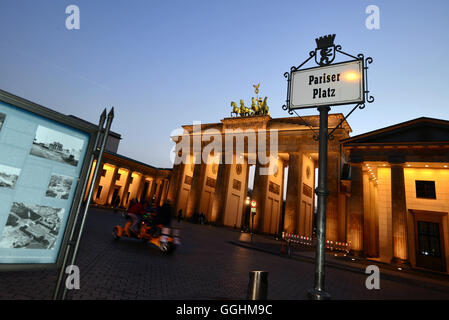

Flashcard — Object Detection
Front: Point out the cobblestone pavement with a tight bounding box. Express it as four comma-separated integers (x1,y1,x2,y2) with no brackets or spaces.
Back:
1,208,449,300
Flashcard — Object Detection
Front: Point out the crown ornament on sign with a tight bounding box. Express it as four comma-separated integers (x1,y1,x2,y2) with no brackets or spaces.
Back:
315,34,336,50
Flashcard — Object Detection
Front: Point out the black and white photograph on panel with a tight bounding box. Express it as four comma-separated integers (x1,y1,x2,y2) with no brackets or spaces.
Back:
0,164,21,189
30,125,84,167
45,174,74,200
0,202,64,249
0,112,5,131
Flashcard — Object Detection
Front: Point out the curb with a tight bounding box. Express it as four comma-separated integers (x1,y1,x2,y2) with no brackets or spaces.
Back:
229,240,449,295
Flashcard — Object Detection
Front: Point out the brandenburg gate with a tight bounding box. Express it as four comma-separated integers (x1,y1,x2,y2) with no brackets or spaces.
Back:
166,94,351,242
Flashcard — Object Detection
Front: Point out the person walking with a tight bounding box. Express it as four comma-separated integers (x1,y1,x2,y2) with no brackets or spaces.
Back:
113,196,121,213
177,209,182,223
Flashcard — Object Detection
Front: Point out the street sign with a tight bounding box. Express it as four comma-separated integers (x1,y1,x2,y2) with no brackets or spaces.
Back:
251,200,257,208
290,59,364,110
251,207,256,215
282,34,373,301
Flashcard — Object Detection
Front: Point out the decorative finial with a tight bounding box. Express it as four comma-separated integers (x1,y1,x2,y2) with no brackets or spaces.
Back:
253,83,260,95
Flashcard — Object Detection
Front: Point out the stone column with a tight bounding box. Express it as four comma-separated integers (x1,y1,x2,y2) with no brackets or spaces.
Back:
167,163,181,204
105,166,119,205
284,152,303,234
210,155,231,225
155,180,163,205
390,164,409,264
120,170,133,208
252,162,269,233
159,179,169,206
148,178,158,204
136,174,147,203
348,163,364,255
278,160,287,236
326,152,340,241
185,162,207,218
172,164,186,214
364,175,379,257
92,161,104,203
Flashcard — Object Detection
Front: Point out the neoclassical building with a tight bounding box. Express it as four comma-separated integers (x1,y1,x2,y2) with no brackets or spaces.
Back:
343,117,449,272
85,152,172,209
168,115,449,273
78,118,172,209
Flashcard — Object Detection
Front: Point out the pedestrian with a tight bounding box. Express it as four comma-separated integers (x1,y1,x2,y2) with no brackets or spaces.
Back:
113,196,121,213
177,209,182,223
127,199,145,236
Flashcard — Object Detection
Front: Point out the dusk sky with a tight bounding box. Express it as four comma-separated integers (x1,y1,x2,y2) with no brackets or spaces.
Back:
0,1,448,168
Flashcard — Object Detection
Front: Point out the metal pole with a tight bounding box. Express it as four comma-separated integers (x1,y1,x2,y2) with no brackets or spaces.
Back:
247,271,268,300
308,105,331,300
52,109,106,300
251,213,255,243
61,108,114,300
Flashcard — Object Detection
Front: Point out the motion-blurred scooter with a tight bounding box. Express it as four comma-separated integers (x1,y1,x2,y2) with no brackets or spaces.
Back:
112,212,180,253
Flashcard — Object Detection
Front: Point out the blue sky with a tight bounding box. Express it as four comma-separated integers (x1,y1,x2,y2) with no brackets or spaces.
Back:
0,0,448,168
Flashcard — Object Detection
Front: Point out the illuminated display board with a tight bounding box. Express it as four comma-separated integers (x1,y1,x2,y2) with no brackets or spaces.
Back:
0,91,96,268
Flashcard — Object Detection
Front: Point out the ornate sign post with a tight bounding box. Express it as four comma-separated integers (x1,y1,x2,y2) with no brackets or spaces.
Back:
282,35,373,300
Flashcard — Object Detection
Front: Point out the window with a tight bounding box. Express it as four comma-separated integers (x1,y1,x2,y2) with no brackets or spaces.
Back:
415,181,436,199
417,221,441,257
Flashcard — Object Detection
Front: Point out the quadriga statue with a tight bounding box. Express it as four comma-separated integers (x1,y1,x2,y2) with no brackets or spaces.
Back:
240,99,252,116
230,96,269,117
231,101,241,117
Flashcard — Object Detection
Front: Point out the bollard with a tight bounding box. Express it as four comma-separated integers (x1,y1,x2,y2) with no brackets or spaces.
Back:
247,271,268,300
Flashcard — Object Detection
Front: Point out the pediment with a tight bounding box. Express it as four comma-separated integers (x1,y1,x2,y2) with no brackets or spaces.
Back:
343,117,449,145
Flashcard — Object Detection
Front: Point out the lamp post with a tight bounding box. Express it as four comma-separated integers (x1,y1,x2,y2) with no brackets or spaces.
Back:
307,105,331,300
250,200,256,242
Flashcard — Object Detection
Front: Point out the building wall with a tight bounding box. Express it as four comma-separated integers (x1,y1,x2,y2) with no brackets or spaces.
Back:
404,168,449,271
404,168,449,213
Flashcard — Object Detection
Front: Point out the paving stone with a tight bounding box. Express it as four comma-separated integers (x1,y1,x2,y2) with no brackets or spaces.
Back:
1,208,448,300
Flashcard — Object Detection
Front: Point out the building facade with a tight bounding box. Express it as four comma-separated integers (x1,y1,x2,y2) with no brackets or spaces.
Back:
86,152,172,209
343,117,449,273
73,115,172,210
169,115,449,273
167,114,351,239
